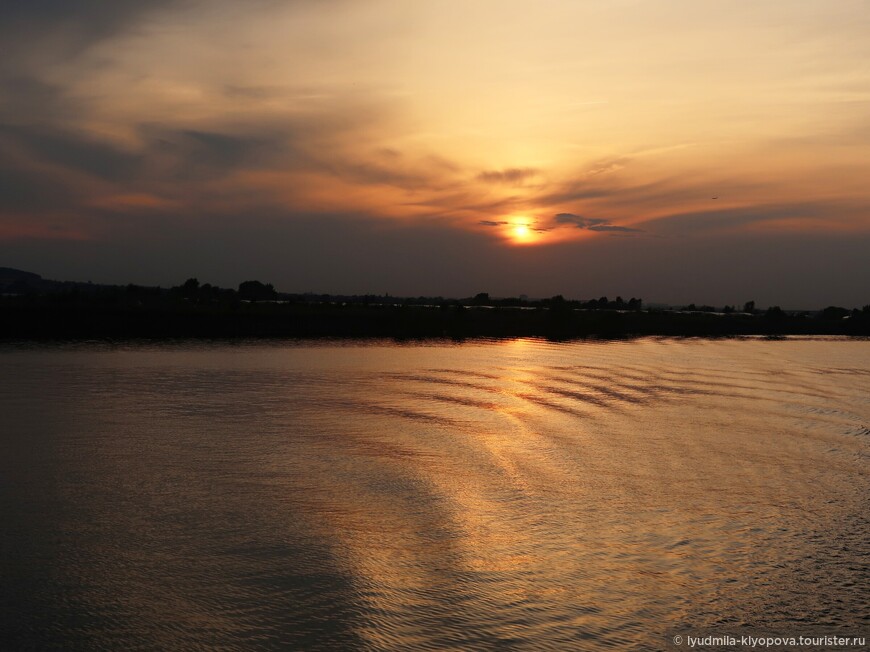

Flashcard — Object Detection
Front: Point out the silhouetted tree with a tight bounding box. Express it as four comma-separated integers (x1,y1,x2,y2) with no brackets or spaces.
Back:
180,278,200,299
473,292,490,305
820,306,849,320
743,300,755,313
239,280,277,301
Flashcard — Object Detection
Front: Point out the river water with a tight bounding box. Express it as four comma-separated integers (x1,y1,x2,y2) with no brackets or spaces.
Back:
1,338,868,650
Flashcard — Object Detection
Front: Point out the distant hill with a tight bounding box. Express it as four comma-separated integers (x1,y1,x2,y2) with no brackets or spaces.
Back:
0,267,50,294
0,267,42,283
0,267,113,296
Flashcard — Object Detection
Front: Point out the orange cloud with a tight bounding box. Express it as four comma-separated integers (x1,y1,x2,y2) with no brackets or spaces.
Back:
0,216,91,242
89,193,179,211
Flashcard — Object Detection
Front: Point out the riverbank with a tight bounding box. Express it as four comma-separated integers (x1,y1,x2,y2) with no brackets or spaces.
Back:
3,300,868,340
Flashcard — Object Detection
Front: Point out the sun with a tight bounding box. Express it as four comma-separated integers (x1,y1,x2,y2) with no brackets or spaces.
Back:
513,224,530,239
507,219,539,245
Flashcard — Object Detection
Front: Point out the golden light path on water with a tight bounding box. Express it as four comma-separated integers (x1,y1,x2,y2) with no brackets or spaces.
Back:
1,337,868,650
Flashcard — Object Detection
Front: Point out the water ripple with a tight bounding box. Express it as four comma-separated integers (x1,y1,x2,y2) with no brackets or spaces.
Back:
1,338,868,650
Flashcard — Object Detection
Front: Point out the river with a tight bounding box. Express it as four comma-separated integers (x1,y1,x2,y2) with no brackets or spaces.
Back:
1,337,867,650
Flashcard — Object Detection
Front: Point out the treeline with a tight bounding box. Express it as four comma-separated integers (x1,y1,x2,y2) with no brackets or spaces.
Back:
467,293,643,311
2,270,870,339
11,276,649,311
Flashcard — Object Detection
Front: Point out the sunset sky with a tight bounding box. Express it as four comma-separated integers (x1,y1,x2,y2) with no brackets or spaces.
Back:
2,0,868,307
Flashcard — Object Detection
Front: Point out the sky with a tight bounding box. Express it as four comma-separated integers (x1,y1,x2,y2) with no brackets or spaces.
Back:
1,0,868,308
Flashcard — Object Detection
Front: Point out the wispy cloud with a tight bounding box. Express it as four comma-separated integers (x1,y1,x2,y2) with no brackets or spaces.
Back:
477,168,539,186
588,224,642,232
553,213,642,233
634,202,866,235
0,125,142,183
554,213,608,228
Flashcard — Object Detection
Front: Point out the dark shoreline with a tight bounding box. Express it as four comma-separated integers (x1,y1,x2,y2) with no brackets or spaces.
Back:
4,267,868,341
3,302,869,341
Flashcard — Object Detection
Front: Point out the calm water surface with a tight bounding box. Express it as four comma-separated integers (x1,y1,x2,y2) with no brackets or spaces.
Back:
1,338,868,650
